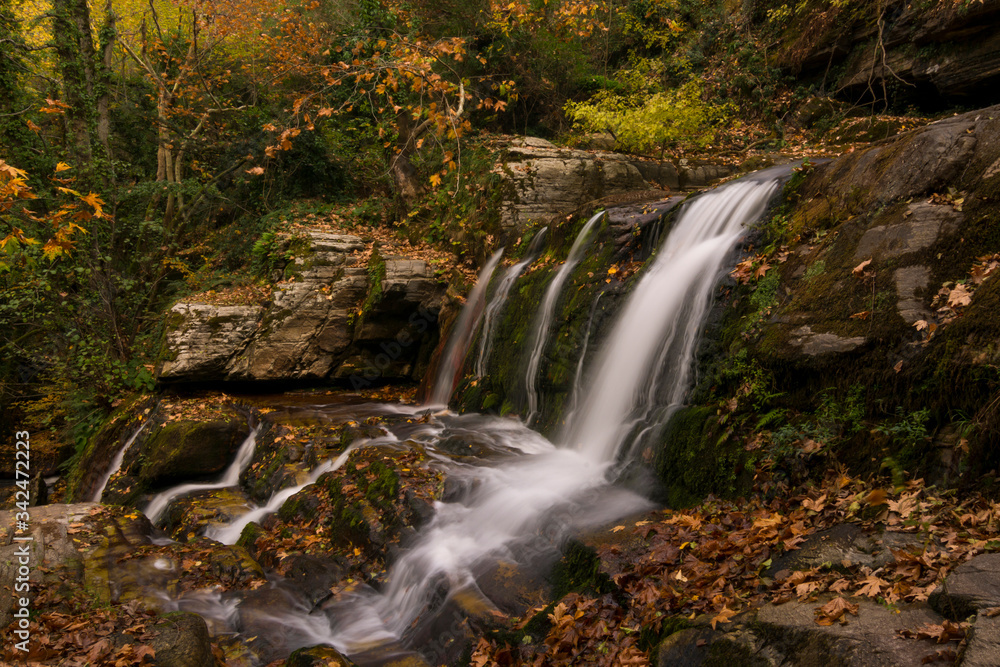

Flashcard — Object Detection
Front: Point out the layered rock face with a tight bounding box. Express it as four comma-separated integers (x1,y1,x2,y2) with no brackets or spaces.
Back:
497,137,734,230
158,232,447,385
776,0,1000,106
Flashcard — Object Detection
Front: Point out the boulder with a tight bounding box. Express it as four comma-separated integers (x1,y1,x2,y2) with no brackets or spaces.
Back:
134,418,251,489
930,553,1000,619
159,231,447,384
773,0,1000,106
150,611,216,667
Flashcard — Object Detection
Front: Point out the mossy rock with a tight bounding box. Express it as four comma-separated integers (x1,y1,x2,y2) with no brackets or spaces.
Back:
286,645,357,667
133,418,250,489
654,406,754,508
150,611,215,667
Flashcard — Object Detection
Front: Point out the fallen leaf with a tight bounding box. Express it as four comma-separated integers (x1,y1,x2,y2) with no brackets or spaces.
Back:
852,259,872,277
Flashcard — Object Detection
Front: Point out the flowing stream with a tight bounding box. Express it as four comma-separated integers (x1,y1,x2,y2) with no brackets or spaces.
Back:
428,249,505,405
134,173,785,661
523,211,604,424
90,420,149,502
145,425,260,524
474,227,548,378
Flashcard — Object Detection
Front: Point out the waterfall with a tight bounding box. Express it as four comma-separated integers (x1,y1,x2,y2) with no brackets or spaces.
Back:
145,425,260,524
90,420,148,503
207,437,379,545
474,228,548,378
523,211,604,424
561,178,779,461
562,290,606,426
315,176,782,657
428,249,505,406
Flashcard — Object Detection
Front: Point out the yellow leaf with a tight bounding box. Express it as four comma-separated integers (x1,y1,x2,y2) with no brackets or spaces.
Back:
55,162,72,172
428,173,442,187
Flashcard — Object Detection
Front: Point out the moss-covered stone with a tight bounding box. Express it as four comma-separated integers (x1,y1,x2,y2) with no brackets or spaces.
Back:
654,406,755,507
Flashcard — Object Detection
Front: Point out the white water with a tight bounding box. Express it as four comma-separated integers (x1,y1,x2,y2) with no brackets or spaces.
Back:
145,426,260,524
562,290,605,427
428,249,505,405
143,176,783,660
308,177,782,656
90,420,149,502
562,178,779,460
523,211,604,424
207,439,374,545
474,228,548,378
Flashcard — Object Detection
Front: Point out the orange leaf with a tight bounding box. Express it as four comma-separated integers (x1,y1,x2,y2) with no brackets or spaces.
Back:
852,258,872,277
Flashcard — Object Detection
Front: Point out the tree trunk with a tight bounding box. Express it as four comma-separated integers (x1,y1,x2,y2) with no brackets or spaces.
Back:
390,110,424,210
96,1,115,159
53,0,97,167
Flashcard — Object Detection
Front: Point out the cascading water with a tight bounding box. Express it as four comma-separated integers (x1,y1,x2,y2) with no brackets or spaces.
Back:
90,420,149,503
147,173,784,662
303,175,784,657
145,425,260,523
208,436,382,545
562,290,605,426
428,249,505,405
474,227,549,378
523,211,604,424
562,178,779,461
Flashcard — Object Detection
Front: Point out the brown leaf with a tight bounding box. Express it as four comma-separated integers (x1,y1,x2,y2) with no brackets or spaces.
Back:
947,284,972,308
852,259,872,277
711,607,737,629
815,597,859,625
865,489,888,506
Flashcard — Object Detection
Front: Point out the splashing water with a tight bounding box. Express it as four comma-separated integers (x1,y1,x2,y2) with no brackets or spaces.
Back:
523,211,604,424
474,228,549,378
319,176,783,656
428,249,505,406
145,426,260,524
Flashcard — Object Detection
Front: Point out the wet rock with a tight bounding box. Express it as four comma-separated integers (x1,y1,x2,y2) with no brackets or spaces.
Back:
281,554,345,608
767,524,876,576
656,626,769,667
789,325,866,356
930,553,1000,619
150,611,216,667
287,645,357,666
894,266,933,325
135,418,251,489
0,503,98,627
498,139,656,229
854,203,961,262
964,614,1000,667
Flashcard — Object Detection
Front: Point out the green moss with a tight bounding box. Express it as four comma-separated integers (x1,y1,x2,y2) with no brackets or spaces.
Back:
550,540,616,599
277,492,320,522
654,406,754,507
354,459,399,510
236,522,265,552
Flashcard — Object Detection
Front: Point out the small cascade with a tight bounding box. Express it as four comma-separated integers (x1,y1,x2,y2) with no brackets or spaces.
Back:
428,249,505,406
562,290,606,426
523,211,604,424
474,228,549,378
90,420,149,503
145,425,260,524
561,178,780,461
315,176,782,657
207,438,373,545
